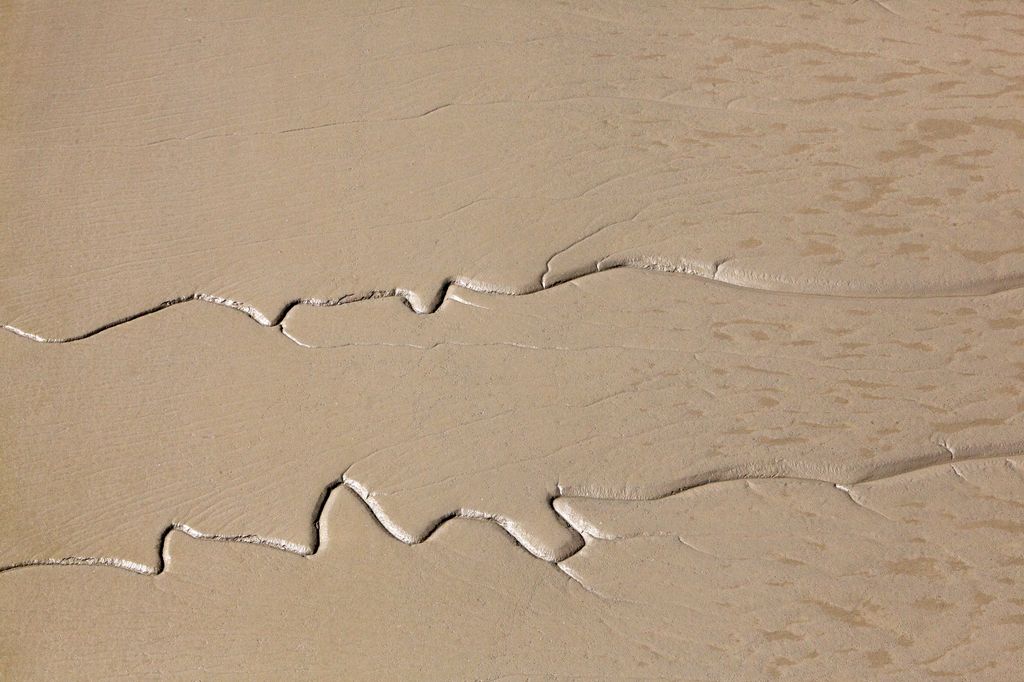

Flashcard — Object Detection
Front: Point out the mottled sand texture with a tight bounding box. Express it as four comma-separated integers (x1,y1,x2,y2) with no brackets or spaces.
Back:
2,2,1023,680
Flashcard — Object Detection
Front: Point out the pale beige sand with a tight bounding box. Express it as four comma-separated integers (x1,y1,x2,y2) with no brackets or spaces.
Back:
3,268,1022,566
3,456,1023,680
3,1,1024,679
2,1,1023,339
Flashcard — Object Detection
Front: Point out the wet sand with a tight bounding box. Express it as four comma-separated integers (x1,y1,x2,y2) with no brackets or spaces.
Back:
2,2,1023,679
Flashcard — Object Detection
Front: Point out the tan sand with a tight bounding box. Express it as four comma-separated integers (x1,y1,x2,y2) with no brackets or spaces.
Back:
3,456,1024,680
3,1,1024,679
4,267,1023,566
3,1,1023,339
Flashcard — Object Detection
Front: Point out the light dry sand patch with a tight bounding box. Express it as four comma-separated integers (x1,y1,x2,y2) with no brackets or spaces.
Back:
3,268,1023,568
2,1,1024,339
2,456,1023,680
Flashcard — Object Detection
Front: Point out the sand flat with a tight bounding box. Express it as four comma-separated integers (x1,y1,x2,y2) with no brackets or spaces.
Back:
3,267,1023,567
3,1,1024,338
3,1,1024,679
3,456,1024,680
